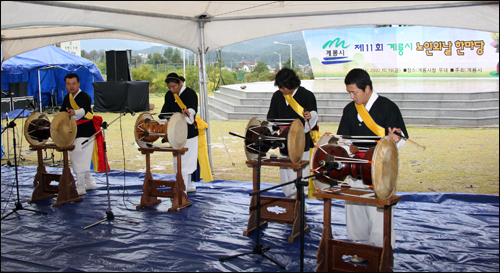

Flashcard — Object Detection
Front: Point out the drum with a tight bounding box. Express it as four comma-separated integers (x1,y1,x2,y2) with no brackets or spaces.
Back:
311,135,399,200
244,117,305,164
24,112,77,147
134,112,187,149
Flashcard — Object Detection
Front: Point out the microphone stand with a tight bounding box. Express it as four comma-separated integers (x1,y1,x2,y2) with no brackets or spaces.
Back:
219,132,285,269
221,131,333,272
83,111,139,229
1,103,47,220
249,170,328,272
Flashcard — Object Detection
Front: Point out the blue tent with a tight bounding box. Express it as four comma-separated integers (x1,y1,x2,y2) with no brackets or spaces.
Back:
1,45,104,110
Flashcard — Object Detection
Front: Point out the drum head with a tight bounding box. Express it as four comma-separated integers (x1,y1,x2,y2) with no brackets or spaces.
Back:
287,119,305,164
24,113,50,146
50,112,77,147
244,117,261,161
167,112,187,149
371,136,399,199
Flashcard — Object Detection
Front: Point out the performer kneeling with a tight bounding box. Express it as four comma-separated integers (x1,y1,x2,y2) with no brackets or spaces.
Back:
60,73,97,195
159,73,199,193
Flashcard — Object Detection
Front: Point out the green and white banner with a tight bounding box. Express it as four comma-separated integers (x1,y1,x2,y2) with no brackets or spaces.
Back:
303,26,499,78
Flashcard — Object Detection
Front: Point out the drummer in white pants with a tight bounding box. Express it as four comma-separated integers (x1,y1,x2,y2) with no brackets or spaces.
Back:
160,73,199,193
278,115,318,199
61,73,97,195
173,136,198,193
337,68,408,263
267,68,319,200
70,137,96,195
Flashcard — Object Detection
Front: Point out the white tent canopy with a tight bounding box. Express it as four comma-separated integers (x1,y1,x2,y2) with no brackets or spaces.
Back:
2,1,498,166
1,1,499,59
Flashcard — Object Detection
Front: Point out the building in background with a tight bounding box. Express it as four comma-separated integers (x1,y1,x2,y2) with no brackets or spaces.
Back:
60,41,81,57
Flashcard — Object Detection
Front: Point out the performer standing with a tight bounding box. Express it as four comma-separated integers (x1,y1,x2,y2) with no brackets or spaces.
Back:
159,73,199,192
60,73,97,195
267,68,318,199
337,68,408,262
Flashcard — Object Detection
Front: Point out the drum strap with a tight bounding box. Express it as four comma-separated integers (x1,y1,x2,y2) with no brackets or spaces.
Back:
355,103,385,137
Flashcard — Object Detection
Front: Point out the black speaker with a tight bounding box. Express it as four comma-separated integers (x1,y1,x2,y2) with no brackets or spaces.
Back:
105,52,116,82
9,82,28,97
12,96,35,111
106,50,132,81
1,99,11,113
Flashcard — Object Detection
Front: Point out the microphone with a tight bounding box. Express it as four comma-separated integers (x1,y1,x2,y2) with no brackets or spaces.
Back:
318,160,342,171
125,106,136,116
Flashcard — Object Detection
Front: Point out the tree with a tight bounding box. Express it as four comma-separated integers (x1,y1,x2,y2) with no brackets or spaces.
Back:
282,57,298,71
88,50,101,62
130,55,144,67
170,49,183,64
131,65,155,84
244,61,273,83
146,52,166,65
163,47,174,61
98,50,105,63
81,50,88,59
252,61,269,74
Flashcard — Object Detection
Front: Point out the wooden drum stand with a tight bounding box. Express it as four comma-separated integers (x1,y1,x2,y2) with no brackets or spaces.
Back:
243,158,310,243
314,187,401,272
136,147,191,212
29,144,83,206
24,112,82,207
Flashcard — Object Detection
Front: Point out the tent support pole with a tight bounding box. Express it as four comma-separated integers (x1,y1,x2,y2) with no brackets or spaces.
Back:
197,16,213,172
38,70,42,112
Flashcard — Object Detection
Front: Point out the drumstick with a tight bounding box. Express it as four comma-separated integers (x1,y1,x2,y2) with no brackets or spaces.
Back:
303,109,313,133
155,111,194,124
393,131,426,151
333,134,382,139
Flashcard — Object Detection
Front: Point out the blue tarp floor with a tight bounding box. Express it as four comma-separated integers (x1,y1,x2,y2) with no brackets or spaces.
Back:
1,165,499,272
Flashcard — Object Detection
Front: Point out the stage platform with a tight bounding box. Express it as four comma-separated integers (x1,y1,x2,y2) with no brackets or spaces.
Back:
209,78,499,126
228,77,499,93
1,165,499,272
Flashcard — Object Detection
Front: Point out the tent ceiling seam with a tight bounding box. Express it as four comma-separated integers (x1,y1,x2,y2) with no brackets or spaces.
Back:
209,1,499,21
1,29,114,41
17,1,196,21
15,1,499,23
211,1,282,17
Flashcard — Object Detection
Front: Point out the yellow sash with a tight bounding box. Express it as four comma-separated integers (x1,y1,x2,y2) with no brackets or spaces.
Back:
69,92,93,119
283,94,322,199
173,93,187,110
355,103,385,137
173,93,212,183
283,94,304,118
307,130,322,199
195,117,213,183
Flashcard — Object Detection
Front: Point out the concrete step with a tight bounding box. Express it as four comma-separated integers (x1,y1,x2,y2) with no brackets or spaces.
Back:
208,107,498,127
209,82,499,126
